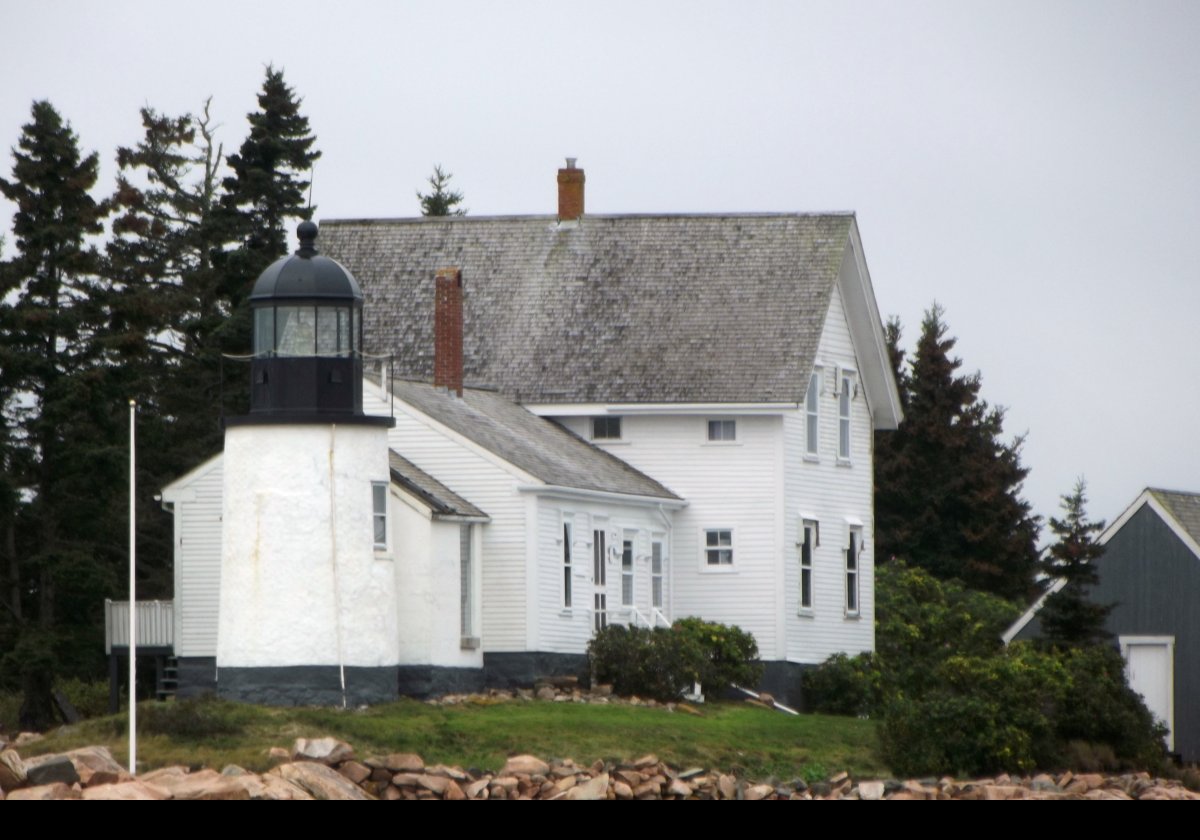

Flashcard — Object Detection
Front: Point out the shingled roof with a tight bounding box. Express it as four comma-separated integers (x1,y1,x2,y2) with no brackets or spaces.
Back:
1149,489,1200,548
321,214,855,405
390,379,681,502
388,450,488,520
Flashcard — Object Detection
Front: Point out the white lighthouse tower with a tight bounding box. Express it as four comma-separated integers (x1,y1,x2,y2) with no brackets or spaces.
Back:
217,221,398,705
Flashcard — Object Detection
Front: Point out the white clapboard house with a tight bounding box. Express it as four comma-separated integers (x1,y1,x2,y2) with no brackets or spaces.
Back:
108,162,902,707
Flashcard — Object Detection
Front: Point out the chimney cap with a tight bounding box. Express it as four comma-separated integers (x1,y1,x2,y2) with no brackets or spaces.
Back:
565,157,577,169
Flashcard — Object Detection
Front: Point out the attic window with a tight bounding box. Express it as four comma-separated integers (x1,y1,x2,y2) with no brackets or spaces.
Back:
707,420,736,442
592,416,622,441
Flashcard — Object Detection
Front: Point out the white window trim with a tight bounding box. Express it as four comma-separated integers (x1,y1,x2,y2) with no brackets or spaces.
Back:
805,369,821,461
620,533,636,607
561,518,574,611
372,481,389,553
844,524,862,618
837,369,857,464
799,518,818,616
591,415,623,442
651,537,666,610
701,527,736,573
705,418,739,445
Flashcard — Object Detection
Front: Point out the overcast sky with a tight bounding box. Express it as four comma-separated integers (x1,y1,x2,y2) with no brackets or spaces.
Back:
3,0,1198,533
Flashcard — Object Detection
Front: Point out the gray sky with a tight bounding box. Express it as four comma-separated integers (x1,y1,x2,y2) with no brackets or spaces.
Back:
3,0,1198,533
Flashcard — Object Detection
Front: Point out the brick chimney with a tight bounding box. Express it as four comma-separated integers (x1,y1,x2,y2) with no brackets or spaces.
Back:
433,267,463,397
557,158,585,221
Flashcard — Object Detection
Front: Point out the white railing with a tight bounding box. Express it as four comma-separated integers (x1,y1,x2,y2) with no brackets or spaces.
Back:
104,599,174,653
626,607,672,629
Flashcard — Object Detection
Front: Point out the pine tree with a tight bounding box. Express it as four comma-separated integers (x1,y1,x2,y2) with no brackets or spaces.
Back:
217,67,321,407
417,164,466,216
1038,479,1111,648
874,304,1040,601
0,101,116,727
107,101,229,575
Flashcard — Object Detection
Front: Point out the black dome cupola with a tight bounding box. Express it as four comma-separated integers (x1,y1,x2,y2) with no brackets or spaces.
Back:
247,222,366,418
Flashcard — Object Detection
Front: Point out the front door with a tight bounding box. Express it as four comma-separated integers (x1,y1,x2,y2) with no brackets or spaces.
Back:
593,528,607,632
1122,636,1174,752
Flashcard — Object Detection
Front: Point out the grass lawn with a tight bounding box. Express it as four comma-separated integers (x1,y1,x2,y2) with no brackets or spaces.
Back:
16,696,886,781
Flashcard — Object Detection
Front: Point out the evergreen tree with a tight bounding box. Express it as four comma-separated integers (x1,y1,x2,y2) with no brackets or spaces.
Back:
417,164,466,216
1037,479,1111,648
875,304,1040,601
0,101,116,727
107,101,229,577
217,66,321,406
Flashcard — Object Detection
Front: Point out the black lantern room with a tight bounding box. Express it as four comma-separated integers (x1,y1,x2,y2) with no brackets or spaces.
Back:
246,221,367,418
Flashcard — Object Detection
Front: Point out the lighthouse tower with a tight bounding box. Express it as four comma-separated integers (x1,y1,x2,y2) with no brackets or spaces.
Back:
217,222,398,706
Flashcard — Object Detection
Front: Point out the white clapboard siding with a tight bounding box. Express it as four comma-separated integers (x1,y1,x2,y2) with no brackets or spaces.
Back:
558,413,783,658
164,454,224,657
364,386,531,652
782,281,876,663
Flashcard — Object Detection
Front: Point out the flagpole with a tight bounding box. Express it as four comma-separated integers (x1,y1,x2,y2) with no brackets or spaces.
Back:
128,399,137,777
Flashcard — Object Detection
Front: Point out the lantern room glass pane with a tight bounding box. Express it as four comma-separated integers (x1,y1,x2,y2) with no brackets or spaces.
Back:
254,308,275,356
276,306,316,357
316,306,351,357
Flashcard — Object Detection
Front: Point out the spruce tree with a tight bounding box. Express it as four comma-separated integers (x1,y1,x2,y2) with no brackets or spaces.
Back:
1037,479,1111,648
874,304,1040,600
417,164,466,216
0,101,115,727
216,67,321,407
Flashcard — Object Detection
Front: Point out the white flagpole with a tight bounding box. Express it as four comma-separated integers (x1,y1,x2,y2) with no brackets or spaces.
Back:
128,399,137,777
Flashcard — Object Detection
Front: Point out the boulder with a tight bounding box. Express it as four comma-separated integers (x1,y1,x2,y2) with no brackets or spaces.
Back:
6,782,81,800
566,772,609,800
277,761,373,800
82,781,172,801
23,754,80,786
0,749,27,790
383,752,424,773
501,755,549,777
291,736,354,765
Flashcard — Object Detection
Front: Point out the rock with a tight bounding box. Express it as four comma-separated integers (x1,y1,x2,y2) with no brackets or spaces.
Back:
718,774,738,800
555,775,578,792
417,774,450,795
221,764,249,776
501,755,549,777
566,772,609,800
667,778,693,798
139,766,190,785
591,683,613,697
678,767,705,780
443,779,467,800
291,736,354,765
383,752,424,773
13,732,43,747
1031,773,1059,792
337,760,372,785
24,754,80,786
757,692,776,706
82,781,172,800
6,782,81,800
277,762,373,800
150,769,251,801
0,750,27,790
267,747,290,764
983,785,1023,801
830,770,850,784
744,784,775,801
858,780,885,801
466,778,491,799
253,774,314,800
426,763,470,781
632,753,659,769
676,702,703,716
613,780,634,799
65,746,127,785
535,685,556,700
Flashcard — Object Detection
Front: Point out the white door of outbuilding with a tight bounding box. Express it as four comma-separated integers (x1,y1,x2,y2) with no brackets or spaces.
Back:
1121,636,1174,752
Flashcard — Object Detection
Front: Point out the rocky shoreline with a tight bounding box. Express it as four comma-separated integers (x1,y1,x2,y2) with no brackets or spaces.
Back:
2,736,1197,800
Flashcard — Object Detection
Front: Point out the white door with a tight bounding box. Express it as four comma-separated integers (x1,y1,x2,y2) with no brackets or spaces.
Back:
1121,636,1174,752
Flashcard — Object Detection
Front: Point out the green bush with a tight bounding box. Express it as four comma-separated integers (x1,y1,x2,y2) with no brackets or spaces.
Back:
588,618,762,701
136,696,254,739
671,617,762,696
801,653,882,716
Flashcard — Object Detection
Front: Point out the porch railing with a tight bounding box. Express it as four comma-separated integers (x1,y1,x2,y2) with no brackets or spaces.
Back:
104,599,174,653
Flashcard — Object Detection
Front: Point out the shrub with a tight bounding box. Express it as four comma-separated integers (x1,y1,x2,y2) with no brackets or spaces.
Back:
588,618,762,701
801,652,882,716
136,695,253,739
671,617,762,696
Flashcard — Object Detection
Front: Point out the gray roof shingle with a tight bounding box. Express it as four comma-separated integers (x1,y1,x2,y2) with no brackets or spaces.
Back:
1149,488,1200,548
320,213,854,404
388,450,487,519
390,379,681,501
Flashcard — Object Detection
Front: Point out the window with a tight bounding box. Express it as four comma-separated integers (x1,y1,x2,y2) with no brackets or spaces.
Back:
705,529,733,567
621,537,634,606
707,419,736,442
372,482,388,550
591,416,621,440
651,540,664,608
460,524,474,638
800,520,817,612
563,522,573,609
838,371,854,461
593,528,607,631
845,527,861,615
805,372,820,456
